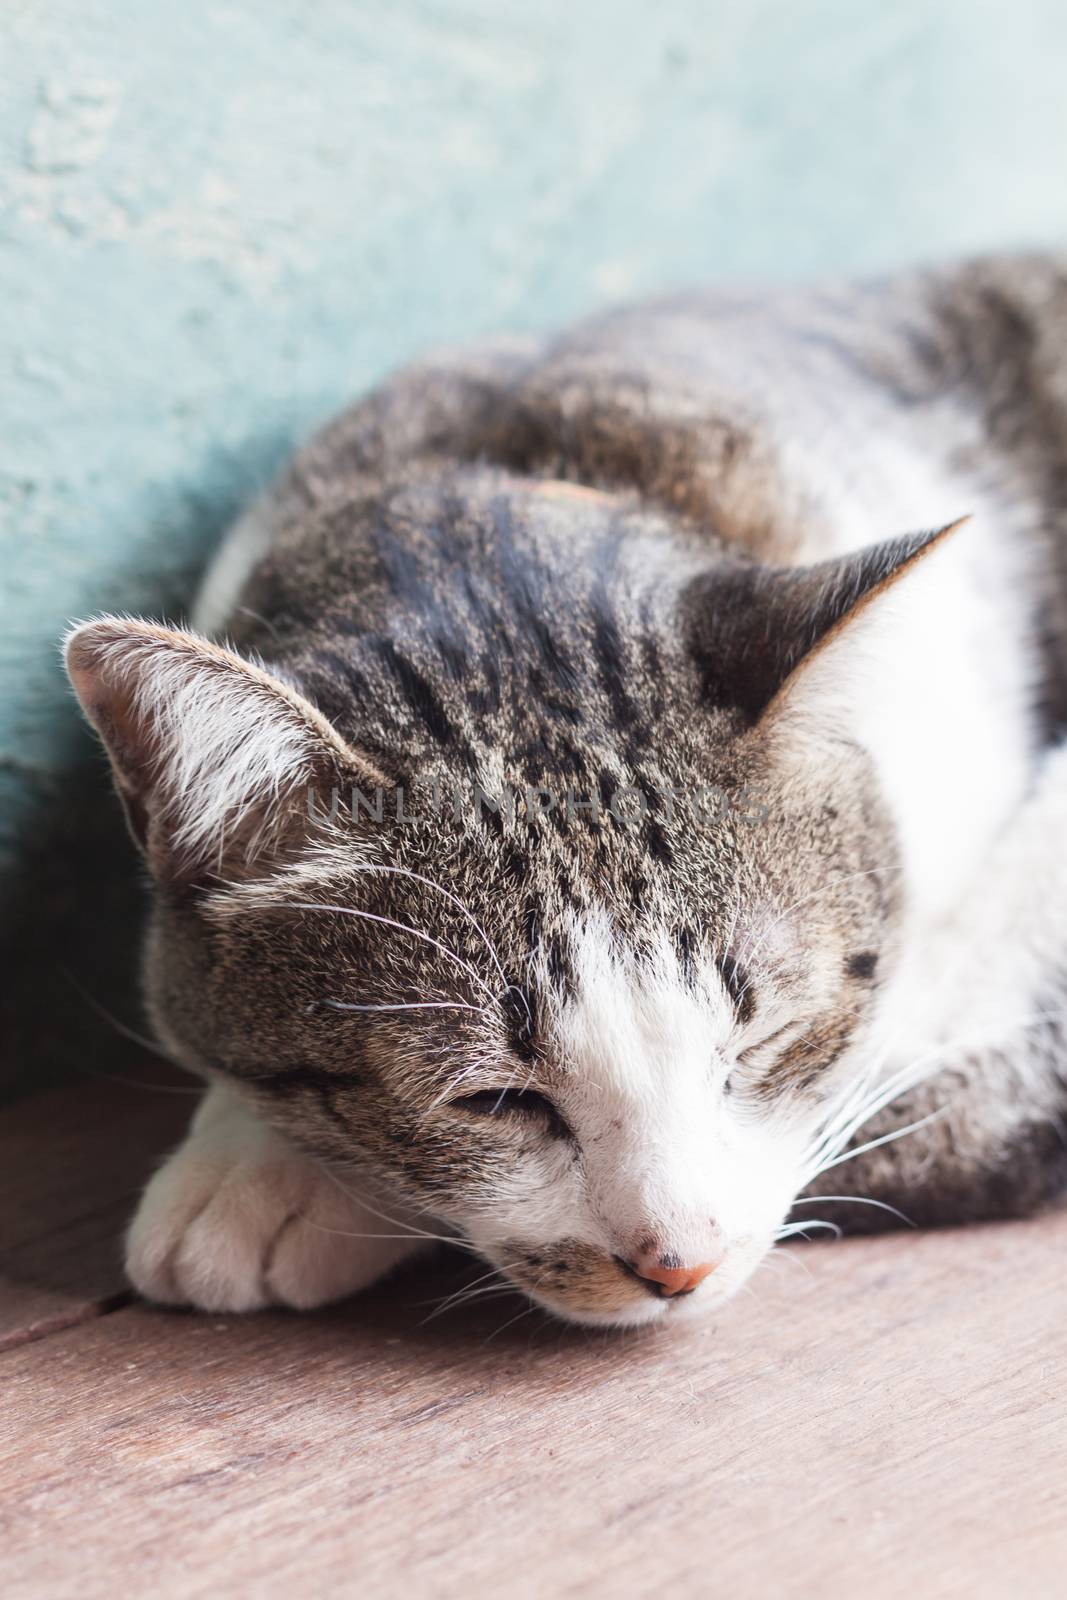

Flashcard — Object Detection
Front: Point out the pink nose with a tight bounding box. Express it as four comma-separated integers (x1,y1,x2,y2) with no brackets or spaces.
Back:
626,1251,720,1298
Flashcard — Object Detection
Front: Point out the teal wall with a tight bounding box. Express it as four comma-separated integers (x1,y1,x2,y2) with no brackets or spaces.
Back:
3,0,1067,1092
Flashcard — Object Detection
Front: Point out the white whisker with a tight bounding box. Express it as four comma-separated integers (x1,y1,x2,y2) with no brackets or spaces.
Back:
421,1266,522,1322
775,1219,843,1241
320,1166,484,1256
792,1193,914,1226
426,1059,490,1110
323,998,491,1018
770,1246,812,1277
338,864,511,994
821,1108,948,1174
285,900,498,1001
484,1301,540,1343
803,1002,1067,1189
301,1217,461,1247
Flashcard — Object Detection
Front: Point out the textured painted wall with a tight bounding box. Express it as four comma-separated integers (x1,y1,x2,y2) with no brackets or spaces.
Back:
3,0,1067,1093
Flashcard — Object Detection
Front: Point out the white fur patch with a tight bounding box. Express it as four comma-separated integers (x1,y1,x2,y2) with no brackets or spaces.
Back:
772,518,1038,926
453,911,812,1322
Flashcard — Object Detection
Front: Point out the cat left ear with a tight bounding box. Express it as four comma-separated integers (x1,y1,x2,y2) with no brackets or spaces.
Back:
757,516,969,735
64,617,383,888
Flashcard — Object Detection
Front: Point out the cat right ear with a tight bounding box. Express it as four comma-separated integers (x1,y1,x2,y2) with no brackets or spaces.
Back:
686,518,968,730
64,616,384,889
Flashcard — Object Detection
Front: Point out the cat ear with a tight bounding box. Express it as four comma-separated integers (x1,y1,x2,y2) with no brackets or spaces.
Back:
758,517,969,737
688,518,968,727
64,617,383,887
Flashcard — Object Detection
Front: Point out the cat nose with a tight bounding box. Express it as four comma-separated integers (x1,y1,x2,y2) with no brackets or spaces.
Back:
625,1249,721,1298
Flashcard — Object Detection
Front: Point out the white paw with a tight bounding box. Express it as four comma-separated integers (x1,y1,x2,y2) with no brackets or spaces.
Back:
126,1087,424,1312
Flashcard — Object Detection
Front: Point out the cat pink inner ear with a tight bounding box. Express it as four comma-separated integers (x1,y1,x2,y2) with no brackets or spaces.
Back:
64,617,381,886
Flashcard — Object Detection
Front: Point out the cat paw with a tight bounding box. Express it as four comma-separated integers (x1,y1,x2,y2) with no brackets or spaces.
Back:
126,1087,424,1312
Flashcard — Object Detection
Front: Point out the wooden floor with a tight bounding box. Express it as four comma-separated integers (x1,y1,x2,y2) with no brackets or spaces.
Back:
3,1068,1066,1598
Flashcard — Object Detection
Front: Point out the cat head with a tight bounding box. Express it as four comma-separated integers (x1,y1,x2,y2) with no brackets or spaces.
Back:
64,497,959,1326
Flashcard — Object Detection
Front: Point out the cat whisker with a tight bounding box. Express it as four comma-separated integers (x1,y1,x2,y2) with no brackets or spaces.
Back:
336,864,512,996
320,1166,484,1257
61,971,204,1091
752,1254,786,1279
420,1271,523,1322
421,1279,517,1308
774,1219,843,1241
808,1047,892,1146
506,982,534,1034
791,1192,914,1226
429,1258,516,1305
426,1059,491,1110
483,1300,540,1344
323,998,493,1019
804,1001,1067,1184
301,1217,466,1248
426,1283,520,1319
820,1108,948,1175
803,1047,907,1174
769,1246,812,1277
61,1062,204,1096
284,901,499,1003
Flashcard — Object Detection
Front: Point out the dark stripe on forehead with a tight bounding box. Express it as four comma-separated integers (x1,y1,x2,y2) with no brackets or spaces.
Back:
674,924,696,978
432,630,469,680
588,530,645,734
375,637,458,746
592,606,640,732
644,817,674,866
717,952,755,1024
529,616,581,695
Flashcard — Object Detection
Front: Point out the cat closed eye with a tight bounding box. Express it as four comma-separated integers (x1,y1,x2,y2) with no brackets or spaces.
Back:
451,1089,572,1139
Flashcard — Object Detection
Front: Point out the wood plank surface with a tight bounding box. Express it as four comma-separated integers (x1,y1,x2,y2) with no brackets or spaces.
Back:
0,1066,191,1347
3,1191,1066,1596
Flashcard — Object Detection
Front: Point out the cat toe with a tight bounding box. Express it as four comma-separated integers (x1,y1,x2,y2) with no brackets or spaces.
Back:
125,1155,292,1312
126,1146,418,1312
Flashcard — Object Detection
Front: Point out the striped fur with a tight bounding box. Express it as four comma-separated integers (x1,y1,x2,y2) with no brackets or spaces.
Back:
67,255,1067,1325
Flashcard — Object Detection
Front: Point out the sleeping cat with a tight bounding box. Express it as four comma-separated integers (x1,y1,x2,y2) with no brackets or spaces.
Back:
65,254,1067,1327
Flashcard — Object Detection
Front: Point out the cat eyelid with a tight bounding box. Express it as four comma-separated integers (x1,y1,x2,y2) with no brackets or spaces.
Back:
734,1020,796,1063
451,1087,573,1140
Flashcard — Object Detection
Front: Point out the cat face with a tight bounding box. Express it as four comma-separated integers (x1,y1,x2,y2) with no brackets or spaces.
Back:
137,744,893,1327
65,498,950,1326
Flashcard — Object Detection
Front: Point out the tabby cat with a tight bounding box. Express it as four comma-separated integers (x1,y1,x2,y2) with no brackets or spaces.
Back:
66,254,1067,1326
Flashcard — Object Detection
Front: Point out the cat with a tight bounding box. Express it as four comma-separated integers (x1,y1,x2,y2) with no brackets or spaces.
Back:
65,253,1067,1327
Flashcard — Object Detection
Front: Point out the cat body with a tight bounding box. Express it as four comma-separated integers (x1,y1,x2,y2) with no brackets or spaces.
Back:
67,255,1067,1325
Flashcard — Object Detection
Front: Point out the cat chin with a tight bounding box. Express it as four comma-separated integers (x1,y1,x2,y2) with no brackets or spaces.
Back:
518,1280,740,1330
521,1292,673,1330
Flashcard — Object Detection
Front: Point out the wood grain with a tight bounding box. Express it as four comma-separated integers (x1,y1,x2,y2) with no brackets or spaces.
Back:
3,1180,1066,1597
0,1066,190,1347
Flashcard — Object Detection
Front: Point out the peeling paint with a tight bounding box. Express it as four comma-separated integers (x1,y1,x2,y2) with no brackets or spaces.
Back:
25,78,122,175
